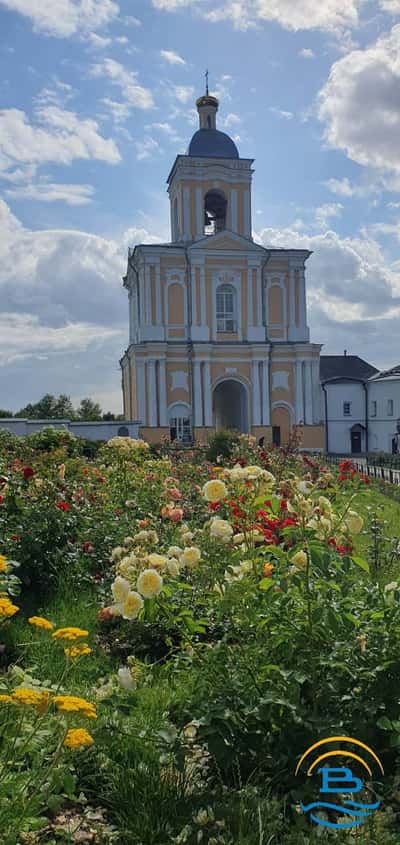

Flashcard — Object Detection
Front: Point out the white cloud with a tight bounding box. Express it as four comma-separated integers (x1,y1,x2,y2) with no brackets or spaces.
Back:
5,182,95,205
90,59,154,109
299,48,315,58
380,0,400,11
0,0,119,37
314,202,343,228
0,199,166,409
160,49,186,65
0,313,121,365
135,137,160,160
221,112,241,127
0,106,120,177
123,14,141,25
324,177,369,197
319,25,400,175
100,98,131,124
256,223,400,320
86,32,112,48
269,106,294,120
172,84,195,103
152,0,360,33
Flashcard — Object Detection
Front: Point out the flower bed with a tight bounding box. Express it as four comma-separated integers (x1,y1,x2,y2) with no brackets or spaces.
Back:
1,431,400,843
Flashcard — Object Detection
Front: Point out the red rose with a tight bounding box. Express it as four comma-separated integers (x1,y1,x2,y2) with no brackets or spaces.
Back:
82,541,94,553
22,467,35,479
11,533,21,541
56,501,69,511
0,496,4,506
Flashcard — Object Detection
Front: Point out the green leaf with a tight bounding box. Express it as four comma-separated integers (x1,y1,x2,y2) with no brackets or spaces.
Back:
377,716,393,731
352,555,370,573
258,578,274,591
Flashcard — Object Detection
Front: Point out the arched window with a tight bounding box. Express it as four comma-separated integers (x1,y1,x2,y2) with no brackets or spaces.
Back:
216,283,236,333
204,190,227,235
169,404,192,444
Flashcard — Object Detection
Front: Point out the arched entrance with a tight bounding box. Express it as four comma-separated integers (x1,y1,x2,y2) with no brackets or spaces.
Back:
271,405,291,446
213,380,248,432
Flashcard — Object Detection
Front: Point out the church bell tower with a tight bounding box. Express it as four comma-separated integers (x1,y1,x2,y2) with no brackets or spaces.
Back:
120,87,324,450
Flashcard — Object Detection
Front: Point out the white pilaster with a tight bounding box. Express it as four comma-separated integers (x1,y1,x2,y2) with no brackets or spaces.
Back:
243,189,251,238
204,362,213,426
247,268,253,337
311,359,321,424
289,267,296,334
147,360,157,426
252,360,261,425
304,360,313,425
231,189,238,233
295,359,304,424
298,267,310,341
159,360,168,426
183,186,191,240
195,187,203,238
155,263,162,325
193,361,203,427
144,265,152,324
136,360,146,424
262,359,271,425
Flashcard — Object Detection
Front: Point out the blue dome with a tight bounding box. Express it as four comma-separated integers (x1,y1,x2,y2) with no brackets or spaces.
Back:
188,128,239,159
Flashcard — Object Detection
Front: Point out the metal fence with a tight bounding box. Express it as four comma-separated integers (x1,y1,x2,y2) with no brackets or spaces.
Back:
324,455,400,486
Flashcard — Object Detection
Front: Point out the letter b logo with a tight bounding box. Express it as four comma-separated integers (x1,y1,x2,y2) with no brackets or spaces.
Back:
318,767,363,794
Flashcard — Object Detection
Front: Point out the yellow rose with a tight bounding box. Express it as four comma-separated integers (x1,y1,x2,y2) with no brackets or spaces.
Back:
179,547,201,568
121,591,144,620
111,576,131,604
202,479,228,502
346,511,364,535
147,553,168,570
291,550,308,569
137,569,163,599
209,518,233,543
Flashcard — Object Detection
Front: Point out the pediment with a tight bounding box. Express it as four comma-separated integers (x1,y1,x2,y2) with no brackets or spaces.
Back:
189,229,266,253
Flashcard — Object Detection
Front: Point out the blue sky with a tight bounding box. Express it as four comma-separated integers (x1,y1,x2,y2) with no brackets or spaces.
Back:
1,0,400,413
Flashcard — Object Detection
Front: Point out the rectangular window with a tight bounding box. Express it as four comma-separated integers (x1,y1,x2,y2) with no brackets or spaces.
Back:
216,288,236,332
343,402,351,416
371,401,377,417
388,399,394,416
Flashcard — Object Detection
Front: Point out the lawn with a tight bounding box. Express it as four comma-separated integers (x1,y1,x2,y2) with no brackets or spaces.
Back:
1,429,400,844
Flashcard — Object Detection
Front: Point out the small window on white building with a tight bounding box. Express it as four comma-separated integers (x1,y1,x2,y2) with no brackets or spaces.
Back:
388,399,394,416
343,402,351,416
170,415,192,444
371,400,377,417
216,284,236,332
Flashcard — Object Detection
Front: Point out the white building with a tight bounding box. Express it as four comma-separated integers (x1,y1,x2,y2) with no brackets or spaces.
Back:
322,356,400,455
368,366,400,454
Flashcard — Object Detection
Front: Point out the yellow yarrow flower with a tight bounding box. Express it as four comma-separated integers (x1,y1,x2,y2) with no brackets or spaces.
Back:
64,728,94,750
53,695,97,719
28,616,54,631
12,688,50,712
0,694,12,704
52,627,89,642
0,555,8,573
0,598,19,618
64,643,92,660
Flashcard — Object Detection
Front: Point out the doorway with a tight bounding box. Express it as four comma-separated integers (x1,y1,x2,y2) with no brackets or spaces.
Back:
213,380,248,432
350,429,362,454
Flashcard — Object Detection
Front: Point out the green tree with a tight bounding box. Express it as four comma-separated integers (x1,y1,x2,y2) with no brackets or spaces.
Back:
16,394,76,420
77,398,103,421
0,409,13,418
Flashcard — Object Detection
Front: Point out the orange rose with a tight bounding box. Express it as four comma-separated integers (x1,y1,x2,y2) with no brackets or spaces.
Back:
263,563,274,578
